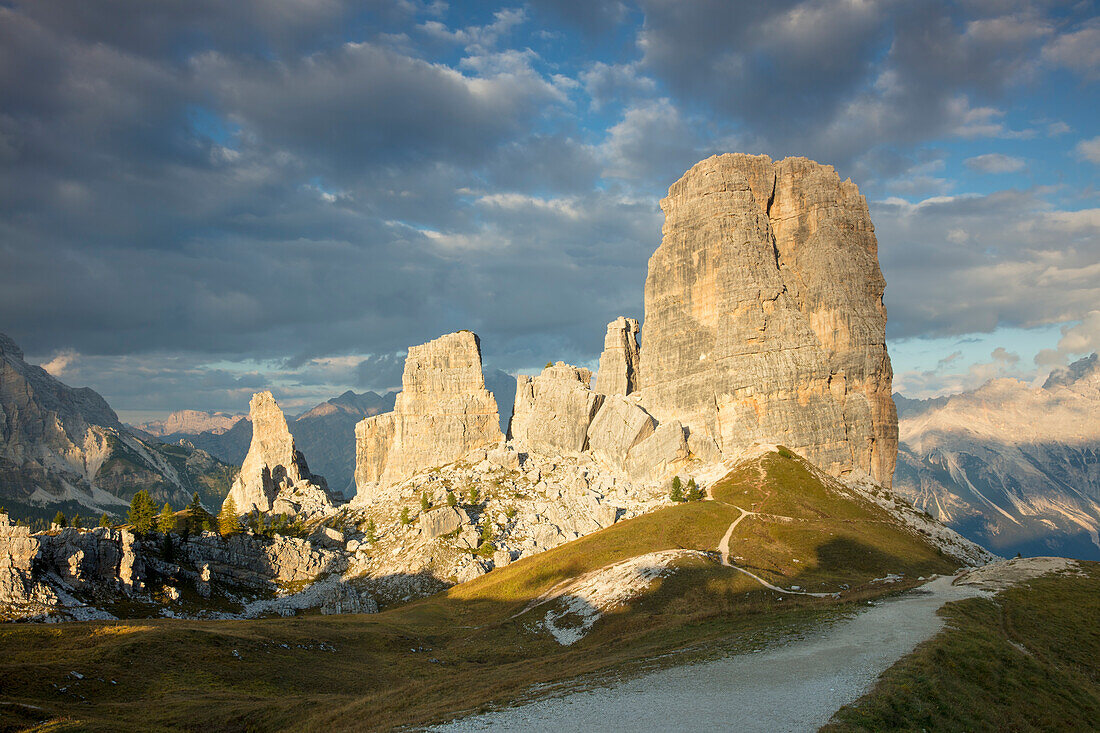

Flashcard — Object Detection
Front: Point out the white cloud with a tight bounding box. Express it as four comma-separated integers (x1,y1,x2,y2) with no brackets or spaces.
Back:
1076,136,1100,165
964,152,1025,173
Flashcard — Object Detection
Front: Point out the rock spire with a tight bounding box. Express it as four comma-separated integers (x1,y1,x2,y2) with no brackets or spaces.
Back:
224,391,334,515
595,317,641,396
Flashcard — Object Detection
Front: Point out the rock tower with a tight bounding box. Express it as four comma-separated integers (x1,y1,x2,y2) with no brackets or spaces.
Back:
355,331,503,499
639,154,897,485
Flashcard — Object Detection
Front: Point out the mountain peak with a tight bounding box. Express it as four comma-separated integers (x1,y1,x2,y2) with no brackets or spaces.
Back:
0,332,24,361
1043,352,1099,390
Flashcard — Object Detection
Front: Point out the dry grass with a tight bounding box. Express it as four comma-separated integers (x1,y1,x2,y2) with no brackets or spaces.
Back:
0,451,959,732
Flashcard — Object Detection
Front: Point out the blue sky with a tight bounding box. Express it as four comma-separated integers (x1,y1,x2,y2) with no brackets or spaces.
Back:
0,0,1097,420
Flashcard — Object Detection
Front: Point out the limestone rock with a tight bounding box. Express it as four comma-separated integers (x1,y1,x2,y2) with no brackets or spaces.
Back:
639,154,897,485
509,363,604,454
224,391,334,515
596,317,641,396
355,332,503,498
176,532,347,590
624,420,690,479
420,506,470,540
585,396,655,469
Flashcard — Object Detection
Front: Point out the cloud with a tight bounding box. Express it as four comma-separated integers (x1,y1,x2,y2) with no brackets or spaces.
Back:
1035,311,1100,367
1042,19,1100,80
964,153,1025,173
893,346,1026,399
1076,136,1100,165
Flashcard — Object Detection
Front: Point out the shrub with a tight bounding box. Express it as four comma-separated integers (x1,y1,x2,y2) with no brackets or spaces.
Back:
400,507,411,526
446,491,457,507
421,492,430,512
469,487,481,504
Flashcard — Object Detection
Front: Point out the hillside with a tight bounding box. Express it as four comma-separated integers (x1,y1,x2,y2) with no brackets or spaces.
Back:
0,449,979,731
0,334,237,519
894,353,1100,560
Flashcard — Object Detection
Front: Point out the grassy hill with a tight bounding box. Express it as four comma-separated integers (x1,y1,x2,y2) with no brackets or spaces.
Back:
0,450,965,731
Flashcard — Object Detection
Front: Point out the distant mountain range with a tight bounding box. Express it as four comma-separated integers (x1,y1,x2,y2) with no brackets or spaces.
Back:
0,334,236,520
137,410,243,437
893,353,1100,560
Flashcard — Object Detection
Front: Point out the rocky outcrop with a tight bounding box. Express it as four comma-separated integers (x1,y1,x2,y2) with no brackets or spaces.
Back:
174,532,347,590
224,391,334,516
509,363,604,455
639,154,897,485
355,332,504,499
585,395,655,469
1,513,144,620
596,317,641,396
137,410,243,437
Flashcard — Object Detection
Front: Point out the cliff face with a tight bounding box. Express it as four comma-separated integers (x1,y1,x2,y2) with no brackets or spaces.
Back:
639,154,897,485
355,332,503,499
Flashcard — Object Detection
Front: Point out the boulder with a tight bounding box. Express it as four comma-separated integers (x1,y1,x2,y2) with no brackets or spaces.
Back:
419,506,470,540
586,396,656,469
509,363,604,454
625,420,690,479
595,317,641,396
639,154,897,485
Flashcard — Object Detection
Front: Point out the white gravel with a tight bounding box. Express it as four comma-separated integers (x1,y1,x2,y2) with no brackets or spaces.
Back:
431,575,989,732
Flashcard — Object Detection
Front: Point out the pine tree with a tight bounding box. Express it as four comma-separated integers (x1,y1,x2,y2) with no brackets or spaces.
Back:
669,476,684,503
400,507,411,525
185,492,205,535
128,490,157,533
98,513,110,528
52,510,67,528
158,503,175,533
365,517,376,543
446,491,457,507
686,478,704,501
469,487,480,504
420,492,430,513
218,496,239,536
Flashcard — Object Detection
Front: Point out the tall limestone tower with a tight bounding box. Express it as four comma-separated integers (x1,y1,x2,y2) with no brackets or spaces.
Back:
639,154,898,485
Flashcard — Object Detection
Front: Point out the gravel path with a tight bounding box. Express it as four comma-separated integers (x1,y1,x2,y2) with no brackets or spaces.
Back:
430,575,988,733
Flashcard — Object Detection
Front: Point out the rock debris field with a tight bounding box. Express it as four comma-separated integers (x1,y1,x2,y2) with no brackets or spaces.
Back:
433,559,1076,732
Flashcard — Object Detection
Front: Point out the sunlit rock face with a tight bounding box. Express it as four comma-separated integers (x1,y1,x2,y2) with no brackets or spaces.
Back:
224,391,333,515
639,153,897,485
595,317,641,397
355,331,503,500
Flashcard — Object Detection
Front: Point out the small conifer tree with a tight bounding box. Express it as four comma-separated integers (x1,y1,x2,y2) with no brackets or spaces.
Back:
477,521,494,556
98,513,111,528
71,514,82,529
400,506,411,525
158,503,175,533
365,517,376,543
420,492,430,513
446,491,457,507
469,486,480,504
218,496,239,536
185,492,205,534
669,476,684,503
53,510,67,528
686,478,704,501
128,490,157,533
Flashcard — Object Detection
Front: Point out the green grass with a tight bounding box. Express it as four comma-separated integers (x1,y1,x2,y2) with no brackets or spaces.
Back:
824,561,1100,732
0,450,962,732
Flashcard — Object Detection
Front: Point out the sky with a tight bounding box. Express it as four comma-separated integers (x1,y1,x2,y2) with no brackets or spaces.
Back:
1,0,1098,421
